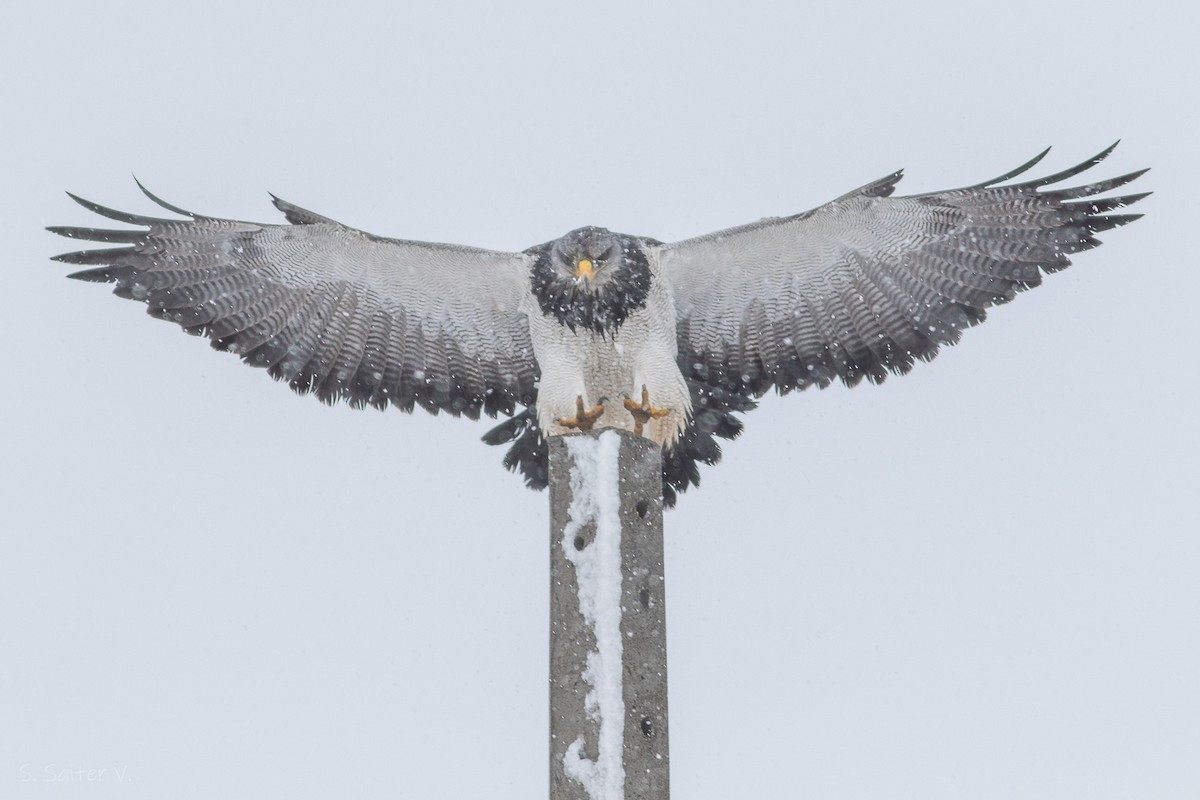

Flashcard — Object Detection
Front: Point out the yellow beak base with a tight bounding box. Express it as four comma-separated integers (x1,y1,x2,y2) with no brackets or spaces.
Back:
576,258,595,280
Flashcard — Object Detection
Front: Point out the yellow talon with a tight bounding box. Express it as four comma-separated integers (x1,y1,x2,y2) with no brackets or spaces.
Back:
559,396,605,431
623,387,670,437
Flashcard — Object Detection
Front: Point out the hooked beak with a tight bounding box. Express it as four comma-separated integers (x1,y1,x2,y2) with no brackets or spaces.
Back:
575,258,595,281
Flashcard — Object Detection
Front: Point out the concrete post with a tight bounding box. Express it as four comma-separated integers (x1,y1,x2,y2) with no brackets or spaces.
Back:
549,429,669,800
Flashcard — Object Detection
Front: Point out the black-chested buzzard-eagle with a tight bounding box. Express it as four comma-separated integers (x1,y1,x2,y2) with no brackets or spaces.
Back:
49,144,1147,505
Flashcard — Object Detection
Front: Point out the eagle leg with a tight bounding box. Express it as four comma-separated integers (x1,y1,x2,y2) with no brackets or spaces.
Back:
623,387,670,437
559,396,605,432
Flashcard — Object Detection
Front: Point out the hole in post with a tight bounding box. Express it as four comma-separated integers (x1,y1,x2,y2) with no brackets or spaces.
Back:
573,535,586,551
635,499,649,518
641,716,653,737
639,588,650,609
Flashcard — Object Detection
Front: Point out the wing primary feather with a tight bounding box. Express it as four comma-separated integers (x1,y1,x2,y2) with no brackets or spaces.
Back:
64,192,166,226
133,178,203,218
1025,141,1120,188
1061,192,1152,213
1084,213,1143,233
975,146,1052,187
52,247,138,265
1051,169,1151,200
65,266,130,283
46,226,145,243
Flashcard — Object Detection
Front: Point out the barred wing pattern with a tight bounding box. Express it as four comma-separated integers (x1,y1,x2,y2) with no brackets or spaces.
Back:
50,188,538,419
659,144,1148,398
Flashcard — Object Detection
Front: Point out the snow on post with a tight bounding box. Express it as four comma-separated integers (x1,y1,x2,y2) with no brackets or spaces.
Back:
549,429,669,800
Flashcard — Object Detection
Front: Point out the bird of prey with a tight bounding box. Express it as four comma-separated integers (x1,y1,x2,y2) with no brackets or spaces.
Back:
50,144,1147,505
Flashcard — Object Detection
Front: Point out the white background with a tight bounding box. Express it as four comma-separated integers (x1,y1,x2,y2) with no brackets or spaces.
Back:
2,1,1196,798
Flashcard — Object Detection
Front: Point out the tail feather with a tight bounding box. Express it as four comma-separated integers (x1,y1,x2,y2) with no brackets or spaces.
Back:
480,371,756,507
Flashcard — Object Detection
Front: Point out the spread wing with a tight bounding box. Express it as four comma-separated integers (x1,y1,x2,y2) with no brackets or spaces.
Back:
658,144,1148,398
50,186,538,419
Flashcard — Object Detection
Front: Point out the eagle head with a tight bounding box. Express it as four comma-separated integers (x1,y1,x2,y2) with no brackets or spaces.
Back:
529,226,652,336
550,226,624,287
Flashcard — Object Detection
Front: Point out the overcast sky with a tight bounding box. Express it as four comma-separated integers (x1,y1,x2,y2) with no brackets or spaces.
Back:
2,1,1196,798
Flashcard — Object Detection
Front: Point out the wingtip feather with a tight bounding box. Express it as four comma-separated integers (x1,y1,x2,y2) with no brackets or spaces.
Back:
1029,141,1121,188
65,266,122,282
64,192,163,226
976,145,1052,187
1055,168,1151,200
133,176,201,218
47,225,144,243
51,246,136,265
